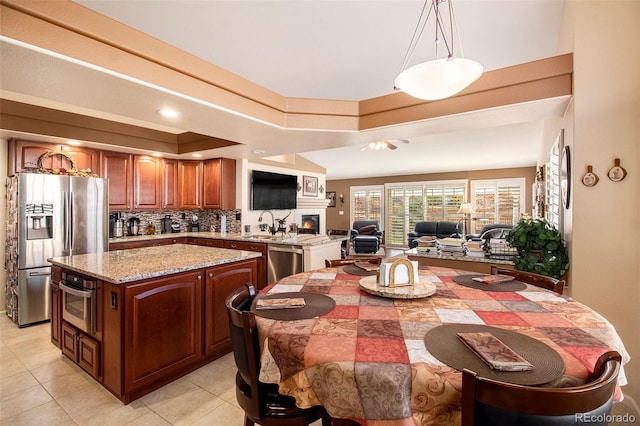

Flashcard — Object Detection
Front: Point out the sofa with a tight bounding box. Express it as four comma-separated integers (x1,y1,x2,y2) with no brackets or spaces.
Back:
350,220,383,254
407,221,461,249
465,223,513,241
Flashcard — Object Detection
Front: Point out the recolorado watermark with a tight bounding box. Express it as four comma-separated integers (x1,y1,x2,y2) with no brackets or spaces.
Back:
575,413,636,423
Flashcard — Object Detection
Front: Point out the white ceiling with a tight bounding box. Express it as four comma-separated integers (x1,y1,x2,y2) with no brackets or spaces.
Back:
1,0,568,179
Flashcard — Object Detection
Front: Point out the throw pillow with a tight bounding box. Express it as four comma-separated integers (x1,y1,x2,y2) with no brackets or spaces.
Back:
358,224,377,235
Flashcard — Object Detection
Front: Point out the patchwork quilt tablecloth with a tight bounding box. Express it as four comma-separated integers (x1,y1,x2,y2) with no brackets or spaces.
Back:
255,266,630,426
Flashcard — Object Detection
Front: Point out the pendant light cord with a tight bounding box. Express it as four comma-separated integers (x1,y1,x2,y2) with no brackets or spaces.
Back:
398,0,433,75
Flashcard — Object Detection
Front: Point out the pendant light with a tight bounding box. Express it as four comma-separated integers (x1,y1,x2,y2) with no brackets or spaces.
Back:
394,0,483,101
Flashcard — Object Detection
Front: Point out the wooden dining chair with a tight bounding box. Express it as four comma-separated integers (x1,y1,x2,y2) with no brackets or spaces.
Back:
225,284,332,426
324,257,382,267
490,266,565,295
461,350,622,426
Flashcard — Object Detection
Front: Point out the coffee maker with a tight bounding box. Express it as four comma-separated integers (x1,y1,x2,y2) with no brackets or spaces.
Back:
128,217,140,236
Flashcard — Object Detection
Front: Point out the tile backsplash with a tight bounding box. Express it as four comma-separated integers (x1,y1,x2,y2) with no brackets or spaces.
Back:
114,209,241,236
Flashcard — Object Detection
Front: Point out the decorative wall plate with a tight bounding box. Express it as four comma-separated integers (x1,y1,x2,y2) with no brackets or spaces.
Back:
607,158,627,182
581,165,599,187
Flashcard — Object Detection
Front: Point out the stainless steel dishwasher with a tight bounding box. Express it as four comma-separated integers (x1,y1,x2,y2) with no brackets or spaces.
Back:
267,244,304,284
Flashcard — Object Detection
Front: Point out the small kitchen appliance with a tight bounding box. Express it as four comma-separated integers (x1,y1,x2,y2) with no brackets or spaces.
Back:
161,215,173,234
128,217,140,236
190,215,199,232
112,212,124,237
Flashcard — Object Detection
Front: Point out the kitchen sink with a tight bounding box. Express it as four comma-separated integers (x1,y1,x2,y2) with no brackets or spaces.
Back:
247,235,280,240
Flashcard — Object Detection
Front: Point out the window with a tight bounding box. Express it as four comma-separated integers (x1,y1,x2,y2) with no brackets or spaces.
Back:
470,179,525,234
350,186,383,224
546,136,561,228
384,181,466,246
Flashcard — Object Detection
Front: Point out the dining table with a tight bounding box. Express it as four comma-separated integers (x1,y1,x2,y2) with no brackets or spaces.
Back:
252,263,630,426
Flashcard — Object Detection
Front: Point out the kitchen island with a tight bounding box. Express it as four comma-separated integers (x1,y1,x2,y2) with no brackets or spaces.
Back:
48,244,261,403
108,231,345,286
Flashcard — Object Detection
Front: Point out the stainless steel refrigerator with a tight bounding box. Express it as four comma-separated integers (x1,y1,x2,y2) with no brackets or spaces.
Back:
5,173,108,326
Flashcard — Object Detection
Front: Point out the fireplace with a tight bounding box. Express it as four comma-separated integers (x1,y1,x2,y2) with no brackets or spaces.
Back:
300,214,320,234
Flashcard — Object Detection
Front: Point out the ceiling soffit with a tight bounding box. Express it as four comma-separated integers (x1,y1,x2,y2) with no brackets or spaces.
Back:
1,0,573,139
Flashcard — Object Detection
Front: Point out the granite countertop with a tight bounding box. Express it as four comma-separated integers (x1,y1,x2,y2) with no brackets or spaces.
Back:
109,231,347,247
405,248,515,265
48,244,262,284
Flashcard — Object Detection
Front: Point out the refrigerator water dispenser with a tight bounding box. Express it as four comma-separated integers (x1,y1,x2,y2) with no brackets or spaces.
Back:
26,204,54,240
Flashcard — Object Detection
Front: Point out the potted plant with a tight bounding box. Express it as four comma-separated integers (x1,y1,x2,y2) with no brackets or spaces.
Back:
506,217,569,279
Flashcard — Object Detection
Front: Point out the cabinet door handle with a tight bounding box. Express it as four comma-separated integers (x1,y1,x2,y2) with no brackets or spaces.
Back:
197,275,201,280
208,272,213,278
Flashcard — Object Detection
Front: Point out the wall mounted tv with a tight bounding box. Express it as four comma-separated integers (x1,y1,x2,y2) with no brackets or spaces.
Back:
251,170,298,210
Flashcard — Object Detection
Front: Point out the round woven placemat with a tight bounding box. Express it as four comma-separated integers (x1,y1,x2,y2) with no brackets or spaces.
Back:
343,264,378,276
453,274,527,292
424,324,565,385
251,292,336,320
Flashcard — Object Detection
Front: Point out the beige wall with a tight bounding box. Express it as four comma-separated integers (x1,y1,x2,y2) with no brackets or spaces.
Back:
565,0,639,403
326,167,536,231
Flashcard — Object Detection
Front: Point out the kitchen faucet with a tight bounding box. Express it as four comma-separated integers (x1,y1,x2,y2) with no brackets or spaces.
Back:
258,210,276,235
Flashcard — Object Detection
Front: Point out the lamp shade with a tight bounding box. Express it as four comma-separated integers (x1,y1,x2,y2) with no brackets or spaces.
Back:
457,202,475,215
394,57,483,101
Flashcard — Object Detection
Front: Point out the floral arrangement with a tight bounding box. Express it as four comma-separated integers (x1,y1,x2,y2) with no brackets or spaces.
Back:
37,151,99,177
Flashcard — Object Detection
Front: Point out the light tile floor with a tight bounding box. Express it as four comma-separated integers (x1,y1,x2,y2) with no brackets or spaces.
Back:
0,314,247,425
2,295,637,426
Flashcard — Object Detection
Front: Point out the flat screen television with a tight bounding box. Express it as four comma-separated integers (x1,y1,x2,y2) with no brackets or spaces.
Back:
251,170,297,210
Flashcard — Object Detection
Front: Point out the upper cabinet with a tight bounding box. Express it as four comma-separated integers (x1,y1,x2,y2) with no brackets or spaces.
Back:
100,151,133,211
133,155,162,210
8,140,235,212
178,160,203,210
203,158,236,210
179,158,236,210
162,159,179,209
9,139,99,175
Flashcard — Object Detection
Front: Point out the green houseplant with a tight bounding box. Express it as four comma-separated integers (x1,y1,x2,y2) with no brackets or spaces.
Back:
506,217,569,279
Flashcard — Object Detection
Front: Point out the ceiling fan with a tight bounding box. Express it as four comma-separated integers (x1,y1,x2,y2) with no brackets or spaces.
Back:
360,139,409,151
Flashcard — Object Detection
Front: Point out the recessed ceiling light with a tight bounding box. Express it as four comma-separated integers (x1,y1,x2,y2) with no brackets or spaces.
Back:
158,108,180,118
252,149,266,155
192,153,203,158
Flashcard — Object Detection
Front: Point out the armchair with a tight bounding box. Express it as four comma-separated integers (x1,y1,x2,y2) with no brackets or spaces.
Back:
350,220,383,254
466,223,513,241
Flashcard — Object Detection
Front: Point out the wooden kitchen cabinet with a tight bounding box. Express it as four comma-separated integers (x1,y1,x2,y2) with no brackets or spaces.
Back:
50,266,62,348
223,240,267,289
61,322,101,379
9,139,99,175
178,160,203,209
101,151,133,211
123,271,203,394
50,284,61,349
204,259,257,356
133,155,162,209
186,237,224,248
162,158,178,209
109,237,186,251
178,158,236,210
203,158,236,209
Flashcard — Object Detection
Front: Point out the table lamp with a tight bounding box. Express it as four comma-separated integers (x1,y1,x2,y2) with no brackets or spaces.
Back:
457,203,475,237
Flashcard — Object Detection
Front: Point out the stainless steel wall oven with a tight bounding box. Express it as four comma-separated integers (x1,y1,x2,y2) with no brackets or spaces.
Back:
59,271,97,335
